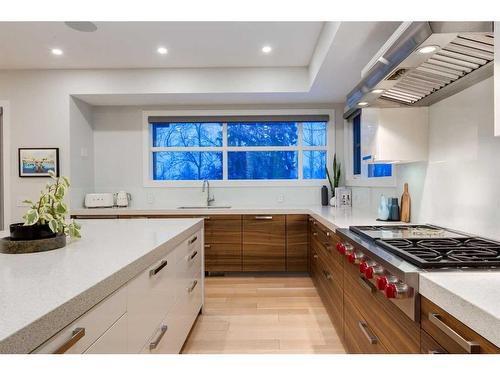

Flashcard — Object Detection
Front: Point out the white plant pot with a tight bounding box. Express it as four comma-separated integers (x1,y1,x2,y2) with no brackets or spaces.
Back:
329,197,336,207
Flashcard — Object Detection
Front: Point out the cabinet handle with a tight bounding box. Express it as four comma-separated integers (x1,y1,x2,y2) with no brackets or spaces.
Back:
149,324,168,350
322,270,333,280
201,216,211,220
254,216,273,220
323,242,333,253
358,321,378,345
312,232,318,236
189,250,198,261
204,244,211,249
428,350,445,354
188,236,198,245
149,260,168,277
358,276,376,293
326,231,331,237
53,327,86,354
187,280,198,293
313,253,319,260
428,313,480,353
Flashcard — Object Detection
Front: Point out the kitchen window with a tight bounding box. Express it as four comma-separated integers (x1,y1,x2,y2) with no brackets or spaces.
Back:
146,113,331,185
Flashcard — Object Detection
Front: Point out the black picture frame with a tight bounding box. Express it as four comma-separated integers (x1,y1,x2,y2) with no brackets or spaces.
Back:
18,148,60,178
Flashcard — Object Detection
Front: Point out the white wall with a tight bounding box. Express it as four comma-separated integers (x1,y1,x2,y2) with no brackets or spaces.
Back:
0,68,322,222
406,77,500,240
88,105,344,209
69,98,95,207
347,78,500,240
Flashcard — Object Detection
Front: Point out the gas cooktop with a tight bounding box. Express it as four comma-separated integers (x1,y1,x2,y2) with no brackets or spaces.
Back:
377,237,500,269
350,224,469,241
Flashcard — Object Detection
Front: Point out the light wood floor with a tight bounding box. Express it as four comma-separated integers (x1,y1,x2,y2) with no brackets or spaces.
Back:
181,276,346,354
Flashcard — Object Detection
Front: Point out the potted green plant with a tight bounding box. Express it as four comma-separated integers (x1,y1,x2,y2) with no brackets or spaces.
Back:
9,170,81,245
326,153,341,206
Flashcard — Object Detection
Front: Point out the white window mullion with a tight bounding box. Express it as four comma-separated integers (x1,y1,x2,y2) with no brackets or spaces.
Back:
298,122,303,180
223,122,228,180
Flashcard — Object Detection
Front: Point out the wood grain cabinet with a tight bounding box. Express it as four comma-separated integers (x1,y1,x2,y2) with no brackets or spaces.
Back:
286,214,308,272
421,296,500,354
243,215,286,272
204,215,242,272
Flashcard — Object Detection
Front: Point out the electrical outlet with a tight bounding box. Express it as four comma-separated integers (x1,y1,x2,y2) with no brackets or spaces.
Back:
277,194,284,203
146,193,155,205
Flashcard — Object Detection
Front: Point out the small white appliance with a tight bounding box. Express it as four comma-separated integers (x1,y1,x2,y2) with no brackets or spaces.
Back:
115,191,131,207
84,193,114,208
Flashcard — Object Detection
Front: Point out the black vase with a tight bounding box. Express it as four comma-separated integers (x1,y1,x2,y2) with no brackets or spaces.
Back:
9,223,56,241
321,185,329,206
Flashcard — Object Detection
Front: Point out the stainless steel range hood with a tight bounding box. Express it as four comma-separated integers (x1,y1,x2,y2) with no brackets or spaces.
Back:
343,22,494,119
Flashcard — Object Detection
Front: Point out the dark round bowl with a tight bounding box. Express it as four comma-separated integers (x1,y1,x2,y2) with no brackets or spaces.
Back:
9,223,56,241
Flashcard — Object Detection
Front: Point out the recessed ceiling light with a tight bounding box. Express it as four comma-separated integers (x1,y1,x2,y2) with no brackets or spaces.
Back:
358,102,369,107
262,45,272,54
371,89,385,94
157,47,168,55
417,45,439,54
51,48,63,56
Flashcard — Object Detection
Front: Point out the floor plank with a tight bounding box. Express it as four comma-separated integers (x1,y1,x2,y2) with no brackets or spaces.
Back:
182,276,345,354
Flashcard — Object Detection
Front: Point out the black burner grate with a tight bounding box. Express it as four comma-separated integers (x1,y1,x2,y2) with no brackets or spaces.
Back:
377,237,500,268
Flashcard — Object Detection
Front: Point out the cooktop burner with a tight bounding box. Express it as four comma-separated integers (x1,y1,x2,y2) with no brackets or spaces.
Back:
376,237,500,268
350,224,468,240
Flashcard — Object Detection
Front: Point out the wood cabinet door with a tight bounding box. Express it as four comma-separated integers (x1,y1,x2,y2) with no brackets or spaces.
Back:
343,297,389,354
286,214,308,272
242,215,286,271
204,215,242,272
421,296,500,354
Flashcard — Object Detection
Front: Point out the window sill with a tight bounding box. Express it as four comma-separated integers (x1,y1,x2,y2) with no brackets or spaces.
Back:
143,179,329,188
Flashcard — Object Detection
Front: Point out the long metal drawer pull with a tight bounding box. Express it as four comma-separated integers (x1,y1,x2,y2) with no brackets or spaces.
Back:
53,327,86,354
254,216,273,220
187,280,198,293
149,260,168,277
149,324,168,350
201,216,211,220
358,321,378,345
204,244,211,249
188,236,198,245
428,313,480,353
358,276,376,293
189,250,198,261
428,350,445,354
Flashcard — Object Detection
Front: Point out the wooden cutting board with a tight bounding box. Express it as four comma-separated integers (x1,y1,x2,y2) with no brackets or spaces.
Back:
400,183,411,222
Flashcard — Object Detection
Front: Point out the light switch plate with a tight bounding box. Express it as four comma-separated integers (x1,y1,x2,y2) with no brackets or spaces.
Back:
277,193,284,203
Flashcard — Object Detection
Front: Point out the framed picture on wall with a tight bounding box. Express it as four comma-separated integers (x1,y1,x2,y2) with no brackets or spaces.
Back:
18,148,59,177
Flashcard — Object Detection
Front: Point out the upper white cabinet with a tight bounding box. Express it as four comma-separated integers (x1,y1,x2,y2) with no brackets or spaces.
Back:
361,107,429,163
495,22,499,137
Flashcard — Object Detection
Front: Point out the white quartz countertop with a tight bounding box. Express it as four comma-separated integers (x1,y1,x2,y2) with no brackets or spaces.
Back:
0,218,203,353
71,206,398,231
419,271,500,347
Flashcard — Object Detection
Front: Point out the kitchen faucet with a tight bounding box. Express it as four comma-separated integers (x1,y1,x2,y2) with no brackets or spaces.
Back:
202,179,215,207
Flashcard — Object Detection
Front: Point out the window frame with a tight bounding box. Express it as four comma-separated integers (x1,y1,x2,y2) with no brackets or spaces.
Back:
143,109,334,187
344,113,397,187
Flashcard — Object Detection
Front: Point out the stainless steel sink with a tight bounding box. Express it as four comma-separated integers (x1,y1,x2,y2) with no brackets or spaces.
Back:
177,206,232,209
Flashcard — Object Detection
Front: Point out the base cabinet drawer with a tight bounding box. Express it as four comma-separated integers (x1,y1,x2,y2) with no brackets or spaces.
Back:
33,287,127,354
420,329,448,354
344,298,388,354
420,296,500,354
84,313,128,354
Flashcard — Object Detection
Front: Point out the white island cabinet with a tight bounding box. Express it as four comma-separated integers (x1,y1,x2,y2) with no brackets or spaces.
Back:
0,219,204,354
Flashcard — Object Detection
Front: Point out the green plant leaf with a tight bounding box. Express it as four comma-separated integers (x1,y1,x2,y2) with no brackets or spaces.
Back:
55,201,67,214
61,176,70,188
23,209,39,226
48,219,58,233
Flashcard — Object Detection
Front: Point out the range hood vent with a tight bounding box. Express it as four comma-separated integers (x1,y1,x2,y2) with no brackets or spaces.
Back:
344,22,494,119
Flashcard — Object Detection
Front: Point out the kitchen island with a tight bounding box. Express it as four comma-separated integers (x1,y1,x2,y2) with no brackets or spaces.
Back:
0,218,204,354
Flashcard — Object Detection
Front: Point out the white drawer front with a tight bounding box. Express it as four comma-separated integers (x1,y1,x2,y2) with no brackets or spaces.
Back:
127,250,177,353
175,231,201,264
84,313,128,354
33,287,127,354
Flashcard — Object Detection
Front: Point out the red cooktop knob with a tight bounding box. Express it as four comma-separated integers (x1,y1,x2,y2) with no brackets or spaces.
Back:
347,252,356,264
385,283,397,299
376,276,388,290
336,243,346,255
359,261,368,274
365,266,374,279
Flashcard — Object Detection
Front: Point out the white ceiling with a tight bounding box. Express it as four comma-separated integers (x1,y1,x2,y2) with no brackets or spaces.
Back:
0,22,323,69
